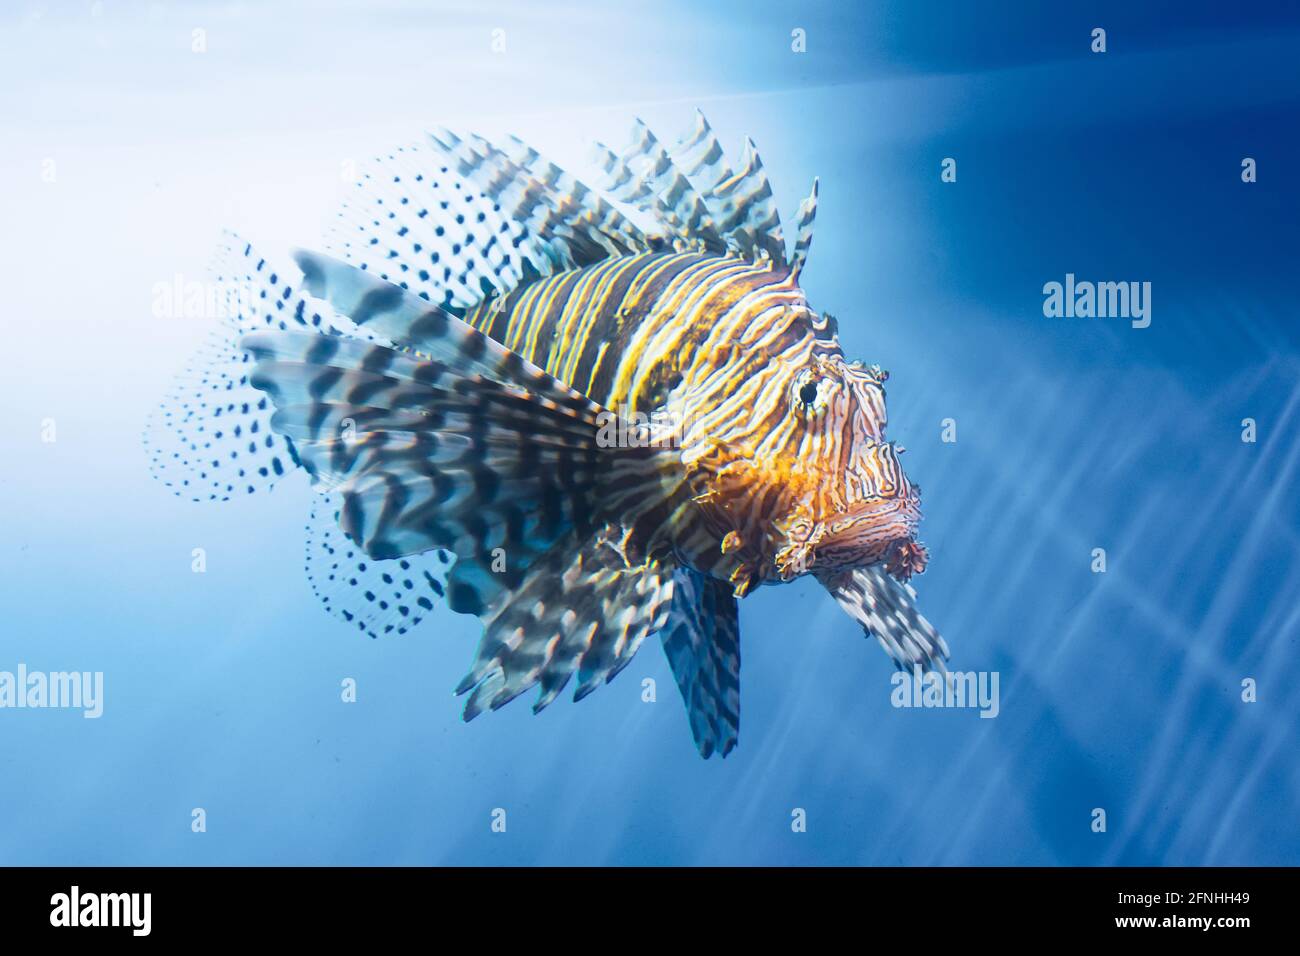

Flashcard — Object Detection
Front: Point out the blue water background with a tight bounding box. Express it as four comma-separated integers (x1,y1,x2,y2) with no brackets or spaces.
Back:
1,1,1297,864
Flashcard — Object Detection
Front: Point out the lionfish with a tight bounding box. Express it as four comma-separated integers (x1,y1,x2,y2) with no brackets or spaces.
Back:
146,113,947,758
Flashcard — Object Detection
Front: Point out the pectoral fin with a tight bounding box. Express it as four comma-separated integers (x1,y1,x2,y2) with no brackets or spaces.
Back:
820,565,949,674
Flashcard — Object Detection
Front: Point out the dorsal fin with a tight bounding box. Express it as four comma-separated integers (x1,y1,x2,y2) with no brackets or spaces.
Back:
427,128,652,269
324,143,545,313
592,111,815,273
672,110,734,189
497,133,651,257
591,118,725,254
789,177,820,280
326,112,820,313
703,135,785,264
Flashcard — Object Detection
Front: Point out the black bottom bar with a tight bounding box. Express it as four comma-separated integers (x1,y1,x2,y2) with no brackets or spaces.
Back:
2,866,1292,941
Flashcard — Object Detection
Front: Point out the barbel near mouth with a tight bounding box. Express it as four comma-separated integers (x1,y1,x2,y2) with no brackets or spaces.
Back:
773,519,827,580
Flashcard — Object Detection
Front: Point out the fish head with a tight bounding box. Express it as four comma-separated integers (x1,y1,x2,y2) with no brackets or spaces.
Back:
770,354,927,582
687,349,927,593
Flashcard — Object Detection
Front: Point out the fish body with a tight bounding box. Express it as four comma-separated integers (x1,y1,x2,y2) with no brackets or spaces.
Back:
147,113,947,758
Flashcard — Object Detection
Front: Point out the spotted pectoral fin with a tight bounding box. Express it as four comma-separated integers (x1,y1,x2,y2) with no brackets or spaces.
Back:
243,321,683,622
454,533,676,719
245,331,616,570
290,249,601,408
820,565,949,674
144,233,368,503
658,567,741,758
304,493,451,640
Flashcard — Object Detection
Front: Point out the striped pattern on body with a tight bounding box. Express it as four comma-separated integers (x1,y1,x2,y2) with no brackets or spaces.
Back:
455,251,818,411
147,110,946,759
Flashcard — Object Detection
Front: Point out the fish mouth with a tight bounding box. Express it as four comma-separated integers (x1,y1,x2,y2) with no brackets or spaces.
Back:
826,493,922,563
773,492,922,581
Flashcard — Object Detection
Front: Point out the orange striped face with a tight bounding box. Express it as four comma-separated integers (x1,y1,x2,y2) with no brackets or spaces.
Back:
679,302,926,594
767,354,925,583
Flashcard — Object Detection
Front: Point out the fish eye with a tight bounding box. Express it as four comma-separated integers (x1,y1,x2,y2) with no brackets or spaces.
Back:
798,380,820,405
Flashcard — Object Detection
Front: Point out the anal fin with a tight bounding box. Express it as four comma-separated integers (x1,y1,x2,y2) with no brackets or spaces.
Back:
659,566,741,758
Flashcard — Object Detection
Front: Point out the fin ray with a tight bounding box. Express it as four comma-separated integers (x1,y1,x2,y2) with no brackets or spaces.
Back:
304,494,451,640
144,232,363,502
659,567,741,758
822,566,949,674
456,536,675,719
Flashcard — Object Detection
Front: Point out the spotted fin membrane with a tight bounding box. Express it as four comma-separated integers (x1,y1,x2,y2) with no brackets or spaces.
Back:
321,132,652,312
304,494,451,639
324,142,546,310
145,232,454,637
143,234,316,502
